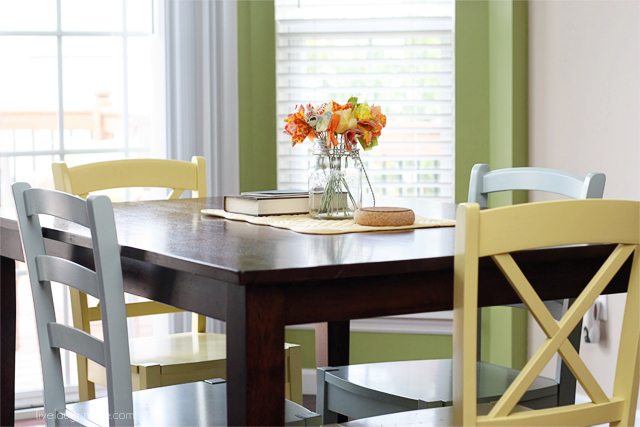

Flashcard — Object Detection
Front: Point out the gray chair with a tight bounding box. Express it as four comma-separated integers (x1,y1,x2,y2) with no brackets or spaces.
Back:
317,165,606,422
468,164,605,208
12,182,319,427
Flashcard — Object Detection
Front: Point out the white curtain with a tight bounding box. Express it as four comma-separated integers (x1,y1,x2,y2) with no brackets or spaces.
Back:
164,0,239,197
164,0,238,333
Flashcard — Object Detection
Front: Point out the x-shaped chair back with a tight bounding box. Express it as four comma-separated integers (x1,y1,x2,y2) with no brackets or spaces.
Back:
453,199,640,426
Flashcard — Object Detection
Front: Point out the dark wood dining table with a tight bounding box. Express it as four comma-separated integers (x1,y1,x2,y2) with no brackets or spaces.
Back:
0,197,632,425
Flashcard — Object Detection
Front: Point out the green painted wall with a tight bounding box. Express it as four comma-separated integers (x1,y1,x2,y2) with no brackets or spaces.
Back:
286,329,452,369
239,0,530,371
454,0,490,203
454,0,529,370
454,0,528,206
488,0,529,207
481,307,528,368
237,0,277,192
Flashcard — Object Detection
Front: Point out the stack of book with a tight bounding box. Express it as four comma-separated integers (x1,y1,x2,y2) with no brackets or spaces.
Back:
223,190,309,216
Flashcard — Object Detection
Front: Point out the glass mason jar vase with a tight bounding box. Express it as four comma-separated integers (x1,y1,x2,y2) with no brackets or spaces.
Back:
308,139,362,219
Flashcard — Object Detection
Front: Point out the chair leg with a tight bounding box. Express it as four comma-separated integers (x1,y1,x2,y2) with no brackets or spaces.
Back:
138,365,162,389
317,367,342,423
287,345,303,404
192,313,206,333
77,355,95,401
70,290,94,400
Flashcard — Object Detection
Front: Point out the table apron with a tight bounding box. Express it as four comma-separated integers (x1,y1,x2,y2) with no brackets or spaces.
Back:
1,228,24,262
282,251,632,325
1,232,631,327
0,229,231,321
121,257,228,321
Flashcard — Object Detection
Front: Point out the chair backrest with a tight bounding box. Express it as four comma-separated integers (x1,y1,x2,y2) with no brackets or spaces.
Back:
468,163,606,391
468,163,606,209
52,156,207,199
12,183,133,426
453,200,640,426
52,156,207,330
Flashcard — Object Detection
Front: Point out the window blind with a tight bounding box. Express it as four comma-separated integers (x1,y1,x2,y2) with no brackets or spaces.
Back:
275,0,454,201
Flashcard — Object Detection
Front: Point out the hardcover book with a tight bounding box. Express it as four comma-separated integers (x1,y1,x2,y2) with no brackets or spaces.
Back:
224,190,309,216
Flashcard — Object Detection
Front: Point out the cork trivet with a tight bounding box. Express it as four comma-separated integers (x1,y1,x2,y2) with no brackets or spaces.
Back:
354,207,415,227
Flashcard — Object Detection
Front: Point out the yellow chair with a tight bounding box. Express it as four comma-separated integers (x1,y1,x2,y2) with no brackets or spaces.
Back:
340,199,640,426
52,157,303,404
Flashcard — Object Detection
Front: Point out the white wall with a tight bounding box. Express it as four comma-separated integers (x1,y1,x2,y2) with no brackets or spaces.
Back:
529,0,640,406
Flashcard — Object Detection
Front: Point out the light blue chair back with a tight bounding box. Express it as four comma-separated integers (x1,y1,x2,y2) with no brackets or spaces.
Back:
12,183,133,427
468,164,606,209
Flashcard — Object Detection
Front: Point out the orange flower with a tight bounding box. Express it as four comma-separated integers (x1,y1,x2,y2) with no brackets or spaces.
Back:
331,101,352,112
326,113,341,147
284,106,315,145
370,105,387,128
358,119,383,137
343,128,362,151
357,118,384,150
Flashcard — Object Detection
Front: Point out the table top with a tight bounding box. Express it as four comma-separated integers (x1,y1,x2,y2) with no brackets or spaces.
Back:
1,196,628,324
1,197,458,286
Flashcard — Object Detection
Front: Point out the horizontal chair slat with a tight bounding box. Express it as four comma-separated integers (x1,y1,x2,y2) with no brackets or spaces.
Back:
24,188,90,227
477,200,640,256
36,255,100,299
87,301,185,322
477,399,624,426
47,323,105,367
67,159,198,196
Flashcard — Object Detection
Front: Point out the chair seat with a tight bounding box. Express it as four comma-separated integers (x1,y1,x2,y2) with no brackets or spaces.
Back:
127,332,298,367
129,332,227,366
320,359,557,419
64,380,320,426
335,402,530,427
88,332,299,390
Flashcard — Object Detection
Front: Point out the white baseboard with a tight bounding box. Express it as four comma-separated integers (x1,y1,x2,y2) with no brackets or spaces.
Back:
15,407,43,421
302,368,317,395
287,312,454,335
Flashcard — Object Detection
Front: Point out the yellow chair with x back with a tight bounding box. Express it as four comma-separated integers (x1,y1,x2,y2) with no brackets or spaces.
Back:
52,156,303,404
339,199,640,427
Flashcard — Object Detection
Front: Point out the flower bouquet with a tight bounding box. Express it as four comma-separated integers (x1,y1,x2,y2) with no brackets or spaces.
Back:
283,96,386,219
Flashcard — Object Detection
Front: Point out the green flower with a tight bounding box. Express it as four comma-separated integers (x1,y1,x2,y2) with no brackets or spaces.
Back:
353,103,371,121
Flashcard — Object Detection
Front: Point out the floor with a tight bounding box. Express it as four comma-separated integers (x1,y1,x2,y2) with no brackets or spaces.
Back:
304,394,316,412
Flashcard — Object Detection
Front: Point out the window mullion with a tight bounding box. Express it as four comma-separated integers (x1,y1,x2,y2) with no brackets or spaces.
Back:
56,0,65,161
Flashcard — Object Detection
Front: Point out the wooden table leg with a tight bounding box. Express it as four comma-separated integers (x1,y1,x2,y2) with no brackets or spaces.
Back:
315,320,350,367
1,256,16,426
315,320,350,423
227,284,285,426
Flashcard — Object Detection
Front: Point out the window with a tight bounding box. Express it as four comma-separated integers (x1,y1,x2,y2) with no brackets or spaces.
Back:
275,0,454,201
0,0,164,408
0,0,165,206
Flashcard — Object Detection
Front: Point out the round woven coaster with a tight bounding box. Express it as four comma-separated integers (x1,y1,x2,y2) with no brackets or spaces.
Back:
354,207,415,227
